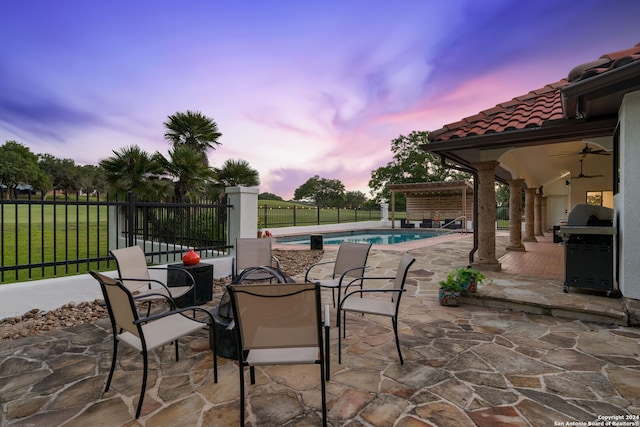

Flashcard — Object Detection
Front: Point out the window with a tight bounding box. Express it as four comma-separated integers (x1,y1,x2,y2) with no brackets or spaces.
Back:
586,190,613,208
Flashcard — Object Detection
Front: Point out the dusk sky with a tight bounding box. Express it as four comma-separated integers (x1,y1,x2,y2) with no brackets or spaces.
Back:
1,1,639,199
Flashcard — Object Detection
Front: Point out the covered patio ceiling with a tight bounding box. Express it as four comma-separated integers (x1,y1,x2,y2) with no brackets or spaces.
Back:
422,43,640,187
495,139,613,188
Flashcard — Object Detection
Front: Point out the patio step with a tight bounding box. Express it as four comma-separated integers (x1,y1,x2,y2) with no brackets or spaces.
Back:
462,282,628,326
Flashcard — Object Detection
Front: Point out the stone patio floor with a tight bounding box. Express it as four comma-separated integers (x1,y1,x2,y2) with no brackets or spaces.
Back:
1,232,639,426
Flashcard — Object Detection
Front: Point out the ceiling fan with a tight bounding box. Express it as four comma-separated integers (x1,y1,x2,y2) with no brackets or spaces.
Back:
571,158,605,180
553,143,611,158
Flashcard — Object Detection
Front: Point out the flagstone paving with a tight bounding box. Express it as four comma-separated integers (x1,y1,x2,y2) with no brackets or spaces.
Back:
2,233,639,426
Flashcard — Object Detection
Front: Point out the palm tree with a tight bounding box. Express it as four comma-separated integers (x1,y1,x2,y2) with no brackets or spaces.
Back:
155,145,216,200
99,145,167,199
214,159,260,187
163,111,222,164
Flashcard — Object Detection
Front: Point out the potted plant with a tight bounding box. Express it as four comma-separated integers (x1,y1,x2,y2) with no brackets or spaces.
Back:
257,217,264,238
455,267,485,293
438,271,462,306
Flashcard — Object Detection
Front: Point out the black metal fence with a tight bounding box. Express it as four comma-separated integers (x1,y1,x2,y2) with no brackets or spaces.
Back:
496,205,509,230
0,192,231,284
259,205,381,228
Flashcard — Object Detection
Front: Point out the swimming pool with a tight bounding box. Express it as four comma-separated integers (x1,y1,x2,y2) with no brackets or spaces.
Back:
277,229,450,246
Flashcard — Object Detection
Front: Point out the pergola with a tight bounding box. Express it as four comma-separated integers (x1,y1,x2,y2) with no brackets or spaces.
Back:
389,180,474,230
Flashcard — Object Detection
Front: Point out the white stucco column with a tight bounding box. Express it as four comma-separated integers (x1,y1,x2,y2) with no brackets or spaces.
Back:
380,202,389,224
226,186,259,257
471,161,501,271
506,178,525,252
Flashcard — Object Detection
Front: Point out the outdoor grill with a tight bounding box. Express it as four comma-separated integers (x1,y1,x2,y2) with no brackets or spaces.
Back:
557,204,616,295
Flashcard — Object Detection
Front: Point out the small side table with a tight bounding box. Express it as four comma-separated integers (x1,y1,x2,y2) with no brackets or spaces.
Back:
167,262,214,307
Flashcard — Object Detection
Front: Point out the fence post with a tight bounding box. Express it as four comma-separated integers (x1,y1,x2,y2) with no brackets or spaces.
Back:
226,186,259,258
380,202,389,225
127,192,135,247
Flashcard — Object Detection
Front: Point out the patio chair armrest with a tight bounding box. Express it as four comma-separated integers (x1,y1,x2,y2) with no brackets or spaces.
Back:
343,275,394,292
337,265,371,283
131,291,176,307
136,306,215,325
304,260,336,281
118,276,177,292
148,266,196,287
339,288,406,306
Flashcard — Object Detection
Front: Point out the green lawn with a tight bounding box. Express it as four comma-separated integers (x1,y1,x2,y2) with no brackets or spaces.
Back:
1,204,110,283
258,200,381,227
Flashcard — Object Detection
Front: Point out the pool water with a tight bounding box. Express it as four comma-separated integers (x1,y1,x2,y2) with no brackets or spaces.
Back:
277,229,448,246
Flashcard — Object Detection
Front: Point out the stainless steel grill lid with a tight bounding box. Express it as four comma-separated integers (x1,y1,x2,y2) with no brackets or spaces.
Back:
567,204,613,226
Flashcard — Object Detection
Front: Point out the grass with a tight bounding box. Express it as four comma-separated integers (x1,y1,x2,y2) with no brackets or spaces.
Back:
1,204,110,284
258,200,382,227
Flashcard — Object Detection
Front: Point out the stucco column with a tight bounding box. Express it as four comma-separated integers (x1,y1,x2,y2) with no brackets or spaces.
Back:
523,187,537,242
471,161,501,271
380,202,389,224
534,191,544,236
541,196,548,231
225,186,259,258
506,178,525,251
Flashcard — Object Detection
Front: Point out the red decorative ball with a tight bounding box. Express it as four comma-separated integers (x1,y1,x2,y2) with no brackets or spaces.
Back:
182,249,200,266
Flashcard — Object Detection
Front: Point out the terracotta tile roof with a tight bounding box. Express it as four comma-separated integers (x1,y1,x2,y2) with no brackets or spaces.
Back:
428,42,640,143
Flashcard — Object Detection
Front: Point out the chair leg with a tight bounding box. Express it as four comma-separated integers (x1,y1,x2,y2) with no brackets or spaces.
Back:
105,337,119,392
392,317,403,365
338,321,342,364
175,339,179,361
209,326,218,383
319,362,328,427
136,350,149,419
324,324,330,381
338,310,347,364
213,343,218,384
250,366,256,384
239,363,246,426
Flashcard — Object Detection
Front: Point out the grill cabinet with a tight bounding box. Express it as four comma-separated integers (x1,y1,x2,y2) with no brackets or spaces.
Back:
558,204,616,296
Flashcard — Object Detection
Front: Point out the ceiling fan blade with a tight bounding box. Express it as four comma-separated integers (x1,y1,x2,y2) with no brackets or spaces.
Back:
553,143,611,157
571,158,604,179
572,174,605,179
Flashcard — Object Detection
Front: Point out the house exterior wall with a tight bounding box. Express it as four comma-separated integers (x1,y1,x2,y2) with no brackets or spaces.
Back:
568,155,613,207
616,90,640,306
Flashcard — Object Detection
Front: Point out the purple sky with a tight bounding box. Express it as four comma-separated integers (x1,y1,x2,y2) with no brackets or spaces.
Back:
1,1,638,199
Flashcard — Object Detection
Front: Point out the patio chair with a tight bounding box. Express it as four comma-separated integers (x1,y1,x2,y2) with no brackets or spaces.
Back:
110,245,195,310
226,282,328,427
338,252,415,365
304,241,372,309
89,271,217,419
232,237,282,282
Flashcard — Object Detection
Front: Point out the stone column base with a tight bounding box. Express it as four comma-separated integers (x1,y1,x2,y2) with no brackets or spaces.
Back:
506,244,526,252
522,237,538,242
472,259,502,272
